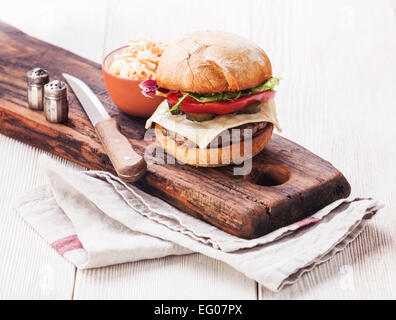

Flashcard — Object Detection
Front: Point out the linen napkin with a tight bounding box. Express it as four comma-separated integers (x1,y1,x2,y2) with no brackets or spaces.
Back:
15,156,383,292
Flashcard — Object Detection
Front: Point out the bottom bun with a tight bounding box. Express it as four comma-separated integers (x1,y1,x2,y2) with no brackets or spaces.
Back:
155,123,274,167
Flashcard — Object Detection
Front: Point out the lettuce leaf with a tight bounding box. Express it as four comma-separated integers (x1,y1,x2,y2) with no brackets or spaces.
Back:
250,77,280,93
167,93,189,113
166,77,280,112
186,77,280,103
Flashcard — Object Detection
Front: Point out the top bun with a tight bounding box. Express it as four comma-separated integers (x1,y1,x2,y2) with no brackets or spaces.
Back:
156,30,272,94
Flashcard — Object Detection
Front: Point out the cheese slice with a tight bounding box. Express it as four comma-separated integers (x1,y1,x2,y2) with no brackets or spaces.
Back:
145,99,281,149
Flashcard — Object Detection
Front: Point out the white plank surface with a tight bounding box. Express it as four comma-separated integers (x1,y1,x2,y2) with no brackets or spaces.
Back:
0,135,76,299
0,0,109,63
255,0,396,299
1,0,396,299
74,254,256,300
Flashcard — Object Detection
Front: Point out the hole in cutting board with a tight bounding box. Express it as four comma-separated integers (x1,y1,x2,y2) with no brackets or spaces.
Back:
246,164,290,186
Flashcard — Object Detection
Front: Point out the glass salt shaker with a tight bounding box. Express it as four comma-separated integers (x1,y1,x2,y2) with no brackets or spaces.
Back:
26,68,49,110
44,80,69,123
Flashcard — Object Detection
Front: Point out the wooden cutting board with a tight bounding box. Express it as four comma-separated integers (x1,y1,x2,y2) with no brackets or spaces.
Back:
0,22,351,239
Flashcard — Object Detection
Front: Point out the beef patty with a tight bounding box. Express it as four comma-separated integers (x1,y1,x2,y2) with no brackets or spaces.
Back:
160,121,268,149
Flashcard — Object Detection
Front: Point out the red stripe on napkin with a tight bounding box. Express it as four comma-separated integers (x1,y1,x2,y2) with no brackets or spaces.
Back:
51,234,83,256
295,216,320,228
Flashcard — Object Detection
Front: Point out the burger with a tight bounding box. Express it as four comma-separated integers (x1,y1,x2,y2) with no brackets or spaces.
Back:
142,30,281,167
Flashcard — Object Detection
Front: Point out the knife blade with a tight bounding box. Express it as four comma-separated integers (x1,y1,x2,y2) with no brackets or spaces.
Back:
63,73,147,183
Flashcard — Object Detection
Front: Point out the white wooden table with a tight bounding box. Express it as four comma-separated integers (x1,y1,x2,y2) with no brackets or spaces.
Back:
1,0,395,299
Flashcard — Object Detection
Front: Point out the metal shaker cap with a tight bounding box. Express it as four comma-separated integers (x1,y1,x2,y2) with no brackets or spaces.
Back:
44,80,67,98
27,68,49,85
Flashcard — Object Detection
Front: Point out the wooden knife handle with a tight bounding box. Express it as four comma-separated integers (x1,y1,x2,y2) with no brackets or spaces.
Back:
95,118,147,182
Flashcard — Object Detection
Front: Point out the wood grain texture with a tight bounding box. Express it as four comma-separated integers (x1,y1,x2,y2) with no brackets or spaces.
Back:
0,21,350,239
1,0,396,300
95,118,147,182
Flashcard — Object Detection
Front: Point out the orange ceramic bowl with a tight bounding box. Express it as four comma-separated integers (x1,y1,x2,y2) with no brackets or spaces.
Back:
102,46,165,118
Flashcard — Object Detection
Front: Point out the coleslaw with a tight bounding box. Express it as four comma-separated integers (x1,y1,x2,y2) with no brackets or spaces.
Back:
107,39,167,80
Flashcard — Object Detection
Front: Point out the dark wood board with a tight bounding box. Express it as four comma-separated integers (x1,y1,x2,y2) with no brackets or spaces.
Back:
0,22,351,239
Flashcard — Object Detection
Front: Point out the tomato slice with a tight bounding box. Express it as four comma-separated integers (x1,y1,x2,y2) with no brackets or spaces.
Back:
167,90,275,114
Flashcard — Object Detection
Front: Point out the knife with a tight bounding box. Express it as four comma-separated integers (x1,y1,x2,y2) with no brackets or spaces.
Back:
63,73,147,183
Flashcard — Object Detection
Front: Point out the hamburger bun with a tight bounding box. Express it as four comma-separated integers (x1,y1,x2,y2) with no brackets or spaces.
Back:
155,123,274,167
156,30,272,93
